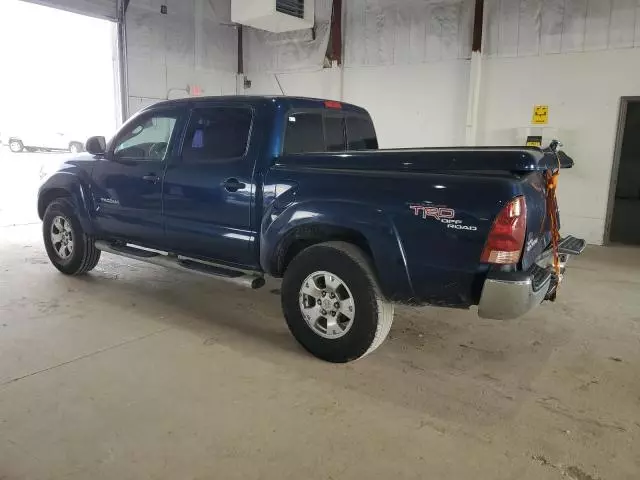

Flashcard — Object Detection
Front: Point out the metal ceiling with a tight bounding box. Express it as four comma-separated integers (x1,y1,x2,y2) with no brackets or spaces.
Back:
21,0,118,21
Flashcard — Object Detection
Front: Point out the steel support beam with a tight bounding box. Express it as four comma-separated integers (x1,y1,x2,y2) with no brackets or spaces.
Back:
328,0,342,66
116,0,130,123
465,0,485,146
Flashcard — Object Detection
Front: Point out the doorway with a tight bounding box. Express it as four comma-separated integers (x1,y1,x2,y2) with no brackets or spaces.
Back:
607,99,640,245
0,0,118,227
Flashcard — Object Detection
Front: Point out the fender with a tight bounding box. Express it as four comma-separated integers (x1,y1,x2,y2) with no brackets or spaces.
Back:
38,168,95,234
261,199,414,302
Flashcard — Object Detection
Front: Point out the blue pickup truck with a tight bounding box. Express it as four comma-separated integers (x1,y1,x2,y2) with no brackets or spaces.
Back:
38,96,585,362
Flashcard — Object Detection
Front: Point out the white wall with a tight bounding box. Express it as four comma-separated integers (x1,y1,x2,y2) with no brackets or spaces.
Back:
343,62,469,147
244,60,469,148
126,0,238,115
478,49,640,244
243,0,473,147
244,68,342,100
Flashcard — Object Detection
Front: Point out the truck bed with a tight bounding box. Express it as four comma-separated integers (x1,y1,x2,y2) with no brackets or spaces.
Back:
276,147,569,174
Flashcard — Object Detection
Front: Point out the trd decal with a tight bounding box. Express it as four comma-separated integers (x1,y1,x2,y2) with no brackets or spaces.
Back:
409,206,455,221
409,205,478,231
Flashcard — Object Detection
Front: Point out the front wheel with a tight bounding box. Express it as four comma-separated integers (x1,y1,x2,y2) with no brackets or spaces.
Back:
281,241,394,363
43,198,101,275
69,142,83,154
9,140,23,153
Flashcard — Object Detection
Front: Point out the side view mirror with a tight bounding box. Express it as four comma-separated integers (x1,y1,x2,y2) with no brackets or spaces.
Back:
86,136,106,155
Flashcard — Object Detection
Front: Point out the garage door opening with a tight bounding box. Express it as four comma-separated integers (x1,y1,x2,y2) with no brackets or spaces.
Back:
608,98,640,245
0,0,118,227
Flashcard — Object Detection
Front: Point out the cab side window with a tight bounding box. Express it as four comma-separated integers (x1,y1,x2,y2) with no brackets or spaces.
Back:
113,113,178,161
283,110,376,154
324,115,346,152
283,112,324,154
346,115,378,150
182,107,253,163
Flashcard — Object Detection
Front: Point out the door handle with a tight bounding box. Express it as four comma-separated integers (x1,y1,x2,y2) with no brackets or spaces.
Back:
223,178,246,192
142,174,160,184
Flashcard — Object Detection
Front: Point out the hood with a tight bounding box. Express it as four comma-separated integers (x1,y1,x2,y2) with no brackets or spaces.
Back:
39,153,95,181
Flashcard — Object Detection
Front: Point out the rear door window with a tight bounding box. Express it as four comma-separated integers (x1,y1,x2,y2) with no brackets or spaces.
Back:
323,115,346,152
182,106,253,163
283,112,324,154
346,115,378,150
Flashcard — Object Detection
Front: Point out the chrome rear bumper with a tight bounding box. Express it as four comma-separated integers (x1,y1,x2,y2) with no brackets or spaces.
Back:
478,236,585,320
478,268,551,320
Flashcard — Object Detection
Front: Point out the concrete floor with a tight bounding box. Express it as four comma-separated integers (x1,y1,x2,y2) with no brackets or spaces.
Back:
1,225,640,479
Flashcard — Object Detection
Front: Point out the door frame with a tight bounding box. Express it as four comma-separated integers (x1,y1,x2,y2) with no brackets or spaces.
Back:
115,0,130,125
603,97,640,244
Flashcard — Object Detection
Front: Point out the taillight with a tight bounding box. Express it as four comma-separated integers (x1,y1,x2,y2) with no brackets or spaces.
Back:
481,196,527,264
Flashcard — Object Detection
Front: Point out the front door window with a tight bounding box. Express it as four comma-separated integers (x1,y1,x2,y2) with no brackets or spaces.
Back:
113,114,177,161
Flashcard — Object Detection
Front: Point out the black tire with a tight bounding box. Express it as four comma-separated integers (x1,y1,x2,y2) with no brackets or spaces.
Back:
281,241,394,363
9,140,23,153
42,198,101,275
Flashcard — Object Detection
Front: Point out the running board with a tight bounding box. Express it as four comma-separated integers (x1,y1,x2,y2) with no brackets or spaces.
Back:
94,241,266,289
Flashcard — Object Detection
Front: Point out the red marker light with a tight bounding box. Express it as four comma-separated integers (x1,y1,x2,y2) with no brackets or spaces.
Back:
188,85,203,96
324,100,342,109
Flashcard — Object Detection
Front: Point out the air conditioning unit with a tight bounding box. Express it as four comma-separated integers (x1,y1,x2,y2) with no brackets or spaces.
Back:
232,0,314,33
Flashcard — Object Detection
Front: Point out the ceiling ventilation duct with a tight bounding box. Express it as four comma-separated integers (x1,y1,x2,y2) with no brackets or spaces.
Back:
231,0,314,33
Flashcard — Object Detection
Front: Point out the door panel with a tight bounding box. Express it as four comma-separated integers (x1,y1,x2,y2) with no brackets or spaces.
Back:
91,109,183,246
163,105,257,267
92,158,166,245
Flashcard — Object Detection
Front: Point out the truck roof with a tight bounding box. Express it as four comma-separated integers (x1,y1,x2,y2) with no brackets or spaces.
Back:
146,95,369,115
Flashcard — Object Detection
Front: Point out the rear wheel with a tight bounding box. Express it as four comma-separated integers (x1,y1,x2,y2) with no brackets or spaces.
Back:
9,140,23,153
43,198,101,275
281,241,394,363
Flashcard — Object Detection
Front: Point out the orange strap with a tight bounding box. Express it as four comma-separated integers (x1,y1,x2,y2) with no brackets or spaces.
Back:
544,152,562,281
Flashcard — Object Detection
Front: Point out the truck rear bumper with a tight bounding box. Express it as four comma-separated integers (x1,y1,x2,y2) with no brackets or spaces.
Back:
478,267,551,320
478,236,585,320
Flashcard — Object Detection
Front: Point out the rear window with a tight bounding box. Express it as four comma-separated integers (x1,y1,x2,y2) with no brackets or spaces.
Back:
182,107,252,162
324,115,346,152
347,115,378,150
283,112,324,154
283,110,377,154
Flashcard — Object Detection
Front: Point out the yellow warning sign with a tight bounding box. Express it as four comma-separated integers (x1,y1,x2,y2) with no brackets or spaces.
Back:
526,136,543,147
532,105,549,125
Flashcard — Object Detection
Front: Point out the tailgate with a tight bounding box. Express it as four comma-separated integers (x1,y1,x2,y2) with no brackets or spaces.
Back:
520,171,554,270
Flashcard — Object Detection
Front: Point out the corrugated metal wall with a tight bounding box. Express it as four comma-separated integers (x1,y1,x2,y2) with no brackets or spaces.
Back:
22,0,118,20
486,0,640,57
343,0,640,66
344,0,475,66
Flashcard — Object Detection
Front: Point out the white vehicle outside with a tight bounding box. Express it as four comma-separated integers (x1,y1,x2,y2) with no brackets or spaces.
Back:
7,129,84,153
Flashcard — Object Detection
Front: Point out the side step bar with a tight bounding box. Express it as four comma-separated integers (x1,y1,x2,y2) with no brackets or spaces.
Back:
94,241,266,289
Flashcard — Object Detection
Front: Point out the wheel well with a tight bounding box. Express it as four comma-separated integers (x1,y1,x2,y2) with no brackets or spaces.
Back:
273,225,374,277
38,189,70,219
